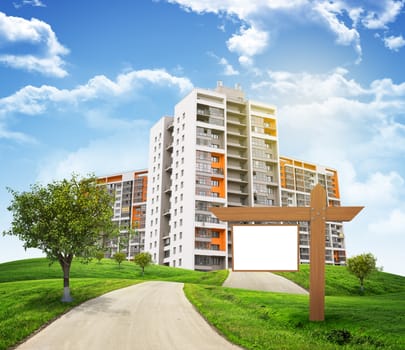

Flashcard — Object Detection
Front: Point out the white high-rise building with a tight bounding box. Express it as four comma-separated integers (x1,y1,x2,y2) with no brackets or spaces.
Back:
145,82,281,270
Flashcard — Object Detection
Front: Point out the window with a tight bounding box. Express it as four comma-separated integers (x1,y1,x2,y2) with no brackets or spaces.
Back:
211,156,219,163
174,234,177,241
179,258,182,266
212,231,220,238
173,247,176,255
179,245,182,253
179,219,183,226
179,232,183,239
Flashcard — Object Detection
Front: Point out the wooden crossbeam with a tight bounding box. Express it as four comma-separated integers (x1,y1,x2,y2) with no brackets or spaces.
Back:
210,205,363,222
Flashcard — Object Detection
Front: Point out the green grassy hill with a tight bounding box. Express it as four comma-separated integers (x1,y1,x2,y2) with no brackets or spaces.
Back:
276,264,405,295
0,257,227,285
1,258,404,350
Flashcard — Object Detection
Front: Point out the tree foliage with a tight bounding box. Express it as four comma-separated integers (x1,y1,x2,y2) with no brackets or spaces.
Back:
346,253,377,292
113,252,126,268
95,250,105,263
4,174,115,301
134,252,152,276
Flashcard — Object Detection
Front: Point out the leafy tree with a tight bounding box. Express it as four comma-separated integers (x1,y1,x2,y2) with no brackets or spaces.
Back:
346,253,377,293
95,250,105,263
4,174,115,302
134,252,152,276
113,252,126,268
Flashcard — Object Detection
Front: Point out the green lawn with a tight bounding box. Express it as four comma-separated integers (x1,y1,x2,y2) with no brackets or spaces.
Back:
0,257,228,285
1,258,404,350
185,285,405,349
276,264,405,295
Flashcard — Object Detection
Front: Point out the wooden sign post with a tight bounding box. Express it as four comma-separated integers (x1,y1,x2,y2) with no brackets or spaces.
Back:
210,184,363,321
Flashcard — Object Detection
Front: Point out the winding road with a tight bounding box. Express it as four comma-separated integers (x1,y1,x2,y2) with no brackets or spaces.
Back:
16,281,242,350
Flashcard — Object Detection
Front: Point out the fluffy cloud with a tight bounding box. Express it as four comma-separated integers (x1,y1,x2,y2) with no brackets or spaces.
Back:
219,57,239,76
0,12,68,77
368,209,405,236
362,0,404,29
0,69,193,117
36,124,151,184
314,1,362,62
383,35,405,51
13,0,46,8
226,25,268,65
166,0,404,67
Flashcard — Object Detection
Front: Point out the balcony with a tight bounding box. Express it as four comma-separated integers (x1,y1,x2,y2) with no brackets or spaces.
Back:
227,176,248,184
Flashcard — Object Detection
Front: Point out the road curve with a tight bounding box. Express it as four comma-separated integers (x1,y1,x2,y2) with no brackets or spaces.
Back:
16,281,243,350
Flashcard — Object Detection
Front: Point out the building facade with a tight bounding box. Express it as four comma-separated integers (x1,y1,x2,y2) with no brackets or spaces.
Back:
98,170,148,259
279,156,346,265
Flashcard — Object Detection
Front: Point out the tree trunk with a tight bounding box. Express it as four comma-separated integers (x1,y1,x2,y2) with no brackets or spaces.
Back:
360,278,365,293
59,255,73,302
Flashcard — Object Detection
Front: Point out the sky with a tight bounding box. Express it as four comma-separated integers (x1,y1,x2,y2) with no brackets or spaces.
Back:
0,0,404,276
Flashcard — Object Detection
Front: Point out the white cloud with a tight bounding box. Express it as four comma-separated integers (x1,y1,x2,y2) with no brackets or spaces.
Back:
369,209,405,236
362,0,404,29
167,0,405,67
0,69,193,117
226,25,268,64
383,35,405,51
36,125,151,184
219,57,239,76
0,12,68,77
314,1,362,63
0,122,36,143
251,68,368,104
13,0,46,8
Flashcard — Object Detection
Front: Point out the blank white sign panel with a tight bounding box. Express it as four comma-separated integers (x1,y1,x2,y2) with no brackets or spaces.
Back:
232,225,299,271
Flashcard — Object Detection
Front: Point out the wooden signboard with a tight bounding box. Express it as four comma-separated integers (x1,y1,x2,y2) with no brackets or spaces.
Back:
210,184,363,321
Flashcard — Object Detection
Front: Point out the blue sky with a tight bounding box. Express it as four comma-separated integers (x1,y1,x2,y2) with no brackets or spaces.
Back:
1,0,404,276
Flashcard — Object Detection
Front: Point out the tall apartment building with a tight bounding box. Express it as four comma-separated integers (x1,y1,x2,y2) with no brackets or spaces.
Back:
100,83,346,270
98,170,147,259
279,156,346,265
145,82,282,270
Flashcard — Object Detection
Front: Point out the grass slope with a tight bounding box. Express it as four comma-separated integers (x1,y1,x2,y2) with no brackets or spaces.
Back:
185,285,405,350
0,257,228,285
276,264,405,295
1,258,404,350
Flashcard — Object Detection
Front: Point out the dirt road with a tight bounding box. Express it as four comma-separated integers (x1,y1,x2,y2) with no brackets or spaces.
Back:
16,281,242,350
